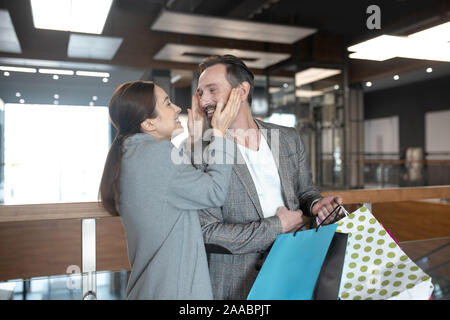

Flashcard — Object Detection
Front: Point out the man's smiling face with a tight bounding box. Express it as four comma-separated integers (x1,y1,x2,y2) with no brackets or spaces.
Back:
197,64,233,123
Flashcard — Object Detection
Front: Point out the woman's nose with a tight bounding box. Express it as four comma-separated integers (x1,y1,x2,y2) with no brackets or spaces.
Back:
174,104,181,113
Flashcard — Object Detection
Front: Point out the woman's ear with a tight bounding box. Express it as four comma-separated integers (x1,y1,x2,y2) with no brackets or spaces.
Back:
239,81,250,103
140,119,156,133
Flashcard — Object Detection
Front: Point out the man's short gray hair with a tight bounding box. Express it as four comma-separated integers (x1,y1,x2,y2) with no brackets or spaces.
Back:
199,54,255,105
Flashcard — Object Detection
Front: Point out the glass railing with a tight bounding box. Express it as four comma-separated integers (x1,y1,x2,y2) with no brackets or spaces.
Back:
362,152,450,188
1,186,449,300
398,236,450,300
0,270,129,300
1,236,448,300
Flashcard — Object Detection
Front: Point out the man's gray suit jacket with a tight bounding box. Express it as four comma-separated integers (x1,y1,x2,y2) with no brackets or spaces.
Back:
194,119,322,300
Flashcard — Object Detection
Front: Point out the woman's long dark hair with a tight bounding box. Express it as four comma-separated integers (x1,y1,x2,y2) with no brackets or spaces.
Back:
99,81,157,216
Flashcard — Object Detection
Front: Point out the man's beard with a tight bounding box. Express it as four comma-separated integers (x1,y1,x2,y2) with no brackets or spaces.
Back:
204,109,212,130
203,103,217,119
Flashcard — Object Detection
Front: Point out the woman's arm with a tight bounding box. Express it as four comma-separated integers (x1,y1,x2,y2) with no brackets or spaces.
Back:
167,136,236,210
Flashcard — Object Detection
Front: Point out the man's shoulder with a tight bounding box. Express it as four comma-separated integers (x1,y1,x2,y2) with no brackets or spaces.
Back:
256,119,299,140
256,119,291,130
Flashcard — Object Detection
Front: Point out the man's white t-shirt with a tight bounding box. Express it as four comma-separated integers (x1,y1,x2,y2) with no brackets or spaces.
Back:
237,134,285,218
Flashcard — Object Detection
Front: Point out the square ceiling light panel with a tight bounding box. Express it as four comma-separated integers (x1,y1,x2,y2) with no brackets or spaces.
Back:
295,68,342,87
296,89,324,98
348,21,450,62
0,9,22,54
154,44,290,69
31,0,113,34
68,34,123,60
348,34,450,62
152,10,316,44
408,21,450,42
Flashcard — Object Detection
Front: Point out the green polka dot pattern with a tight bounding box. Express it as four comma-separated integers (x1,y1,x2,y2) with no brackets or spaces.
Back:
336,206,434,300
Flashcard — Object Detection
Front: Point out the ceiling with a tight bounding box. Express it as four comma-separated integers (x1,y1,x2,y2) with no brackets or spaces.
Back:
0,0,448,106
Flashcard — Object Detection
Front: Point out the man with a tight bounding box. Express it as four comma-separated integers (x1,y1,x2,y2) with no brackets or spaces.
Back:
193,55,343,300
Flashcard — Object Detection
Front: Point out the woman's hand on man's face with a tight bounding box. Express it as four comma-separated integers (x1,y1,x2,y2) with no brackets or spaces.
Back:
187,93,204,142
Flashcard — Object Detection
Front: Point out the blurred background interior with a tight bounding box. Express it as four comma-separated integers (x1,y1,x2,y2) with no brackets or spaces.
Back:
0,0,448,300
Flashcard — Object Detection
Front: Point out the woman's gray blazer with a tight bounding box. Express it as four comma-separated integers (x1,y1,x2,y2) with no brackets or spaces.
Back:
118,133,234,300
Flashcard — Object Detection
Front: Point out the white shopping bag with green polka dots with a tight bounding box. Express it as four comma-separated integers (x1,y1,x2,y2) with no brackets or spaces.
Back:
335,206,434,300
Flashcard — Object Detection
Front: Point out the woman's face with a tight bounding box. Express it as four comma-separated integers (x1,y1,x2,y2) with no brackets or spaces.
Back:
146,85,183,140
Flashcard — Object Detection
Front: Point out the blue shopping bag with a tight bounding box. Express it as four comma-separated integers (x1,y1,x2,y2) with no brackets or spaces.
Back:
247,223,338,300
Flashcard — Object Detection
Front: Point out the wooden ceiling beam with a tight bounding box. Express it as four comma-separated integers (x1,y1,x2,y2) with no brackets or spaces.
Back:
348,58,448,83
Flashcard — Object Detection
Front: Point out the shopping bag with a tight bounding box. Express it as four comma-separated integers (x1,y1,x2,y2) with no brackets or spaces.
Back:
247,223,337,300
335,206,434,300
313,232,349,300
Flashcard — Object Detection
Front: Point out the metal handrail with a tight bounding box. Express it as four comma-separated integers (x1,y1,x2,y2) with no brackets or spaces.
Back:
0,185,449,223
322,185,450,205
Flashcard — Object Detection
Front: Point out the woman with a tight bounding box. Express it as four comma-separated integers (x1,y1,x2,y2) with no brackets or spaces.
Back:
99,80,241,299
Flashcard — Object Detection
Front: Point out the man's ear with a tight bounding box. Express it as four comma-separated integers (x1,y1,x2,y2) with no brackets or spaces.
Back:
238,82,251,103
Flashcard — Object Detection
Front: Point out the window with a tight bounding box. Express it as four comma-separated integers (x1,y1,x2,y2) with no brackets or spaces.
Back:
4,103,109,204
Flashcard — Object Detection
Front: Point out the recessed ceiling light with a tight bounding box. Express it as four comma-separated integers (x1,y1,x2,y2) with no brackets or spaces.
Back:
39,68,74,75
89,101,94,106
15,92,21,97
426,67,433,73
102,77,109,83
283,83,289,88
19,99,25,104
76,70,110,77
0,66,37,73
393,75,399,80
53,100,59,105
53,74,59,80
334,84,340,90
92,96,98,101
366,81,372,87
30,0,113,34
3,71,10,76
54,94,59,99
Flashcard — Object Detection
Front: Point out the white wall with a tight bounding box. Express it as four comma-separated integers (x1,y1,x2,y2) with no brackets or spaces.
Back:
425,110,450,159
364,116,399,159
